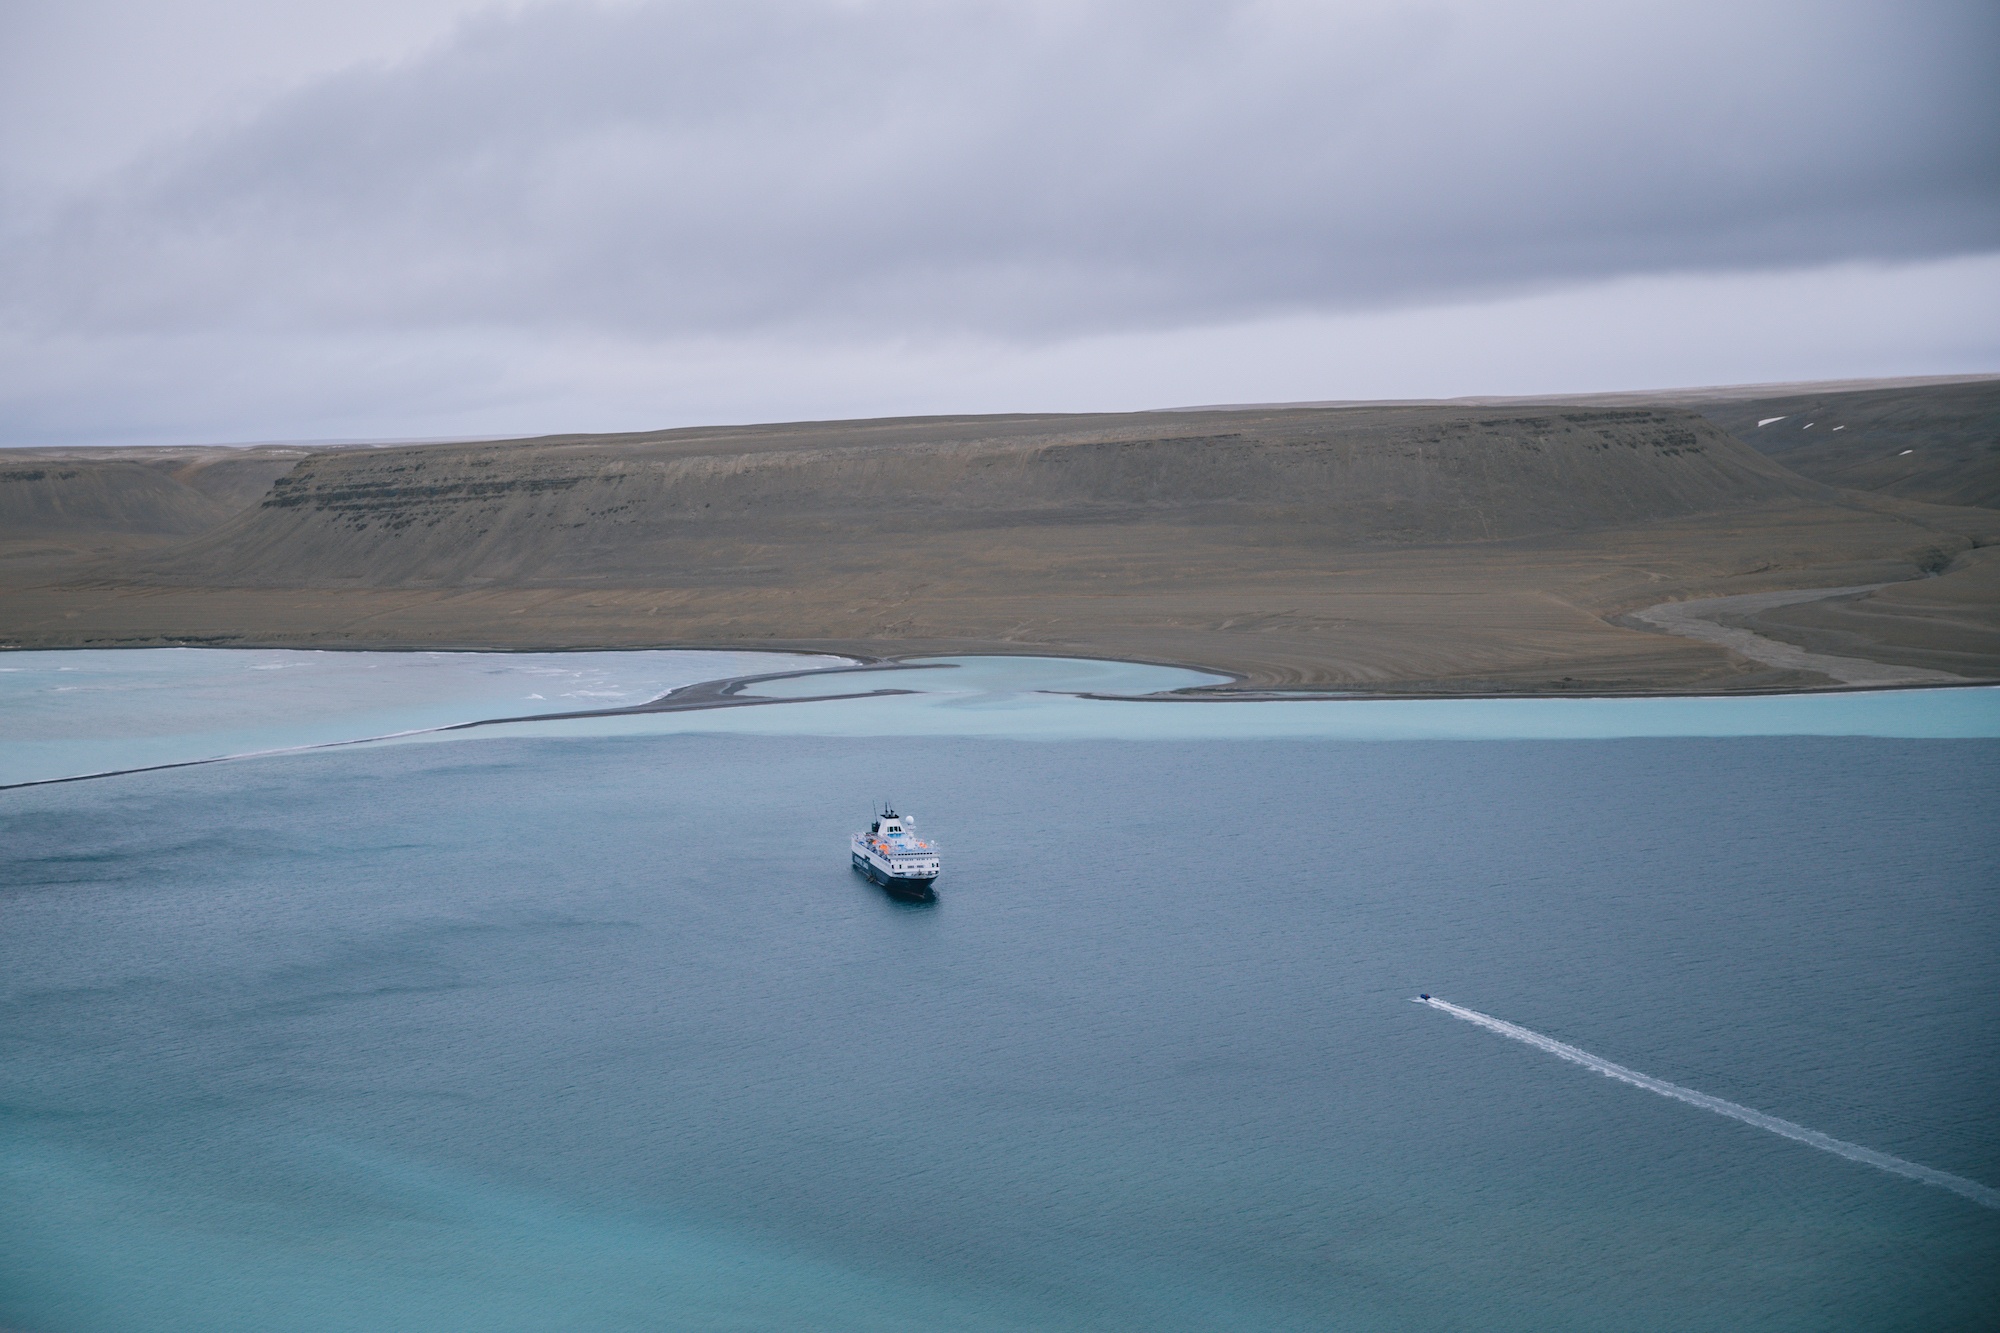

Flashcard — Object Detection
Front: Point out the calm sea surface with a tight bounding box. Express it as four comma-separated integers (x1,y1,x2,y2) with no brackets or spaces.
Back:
2,658,1997,1330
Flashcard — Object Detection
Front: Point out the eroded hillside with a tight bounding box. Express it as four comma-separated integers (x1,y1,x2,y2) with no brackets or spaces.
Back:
0,446,307,572
3,395,1995,692
1691,378,2000,509
142,406,1814,588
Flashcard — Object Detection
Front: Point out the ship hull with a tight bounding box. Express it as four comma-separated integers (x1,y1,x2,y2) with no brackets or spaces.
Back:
852,853,937,900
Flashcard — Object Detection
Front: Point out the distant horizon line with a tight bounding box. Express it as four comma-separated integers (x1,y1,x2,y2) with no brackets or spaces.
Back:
1163,370,2000,413
9,370,1995,452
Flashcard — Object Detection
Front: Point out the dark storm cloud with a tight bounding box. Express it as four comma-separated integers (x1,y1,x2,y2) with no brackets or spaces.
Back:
9,0,2000,344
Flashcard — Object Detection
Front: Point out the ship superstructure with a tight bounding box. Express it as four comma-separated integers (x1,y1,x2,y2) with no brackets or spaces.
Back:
850,807,941,899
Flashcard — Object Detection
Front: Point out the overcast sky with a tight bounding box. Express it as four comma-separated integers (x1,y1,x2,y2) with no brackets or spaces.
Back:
3,0,1996,446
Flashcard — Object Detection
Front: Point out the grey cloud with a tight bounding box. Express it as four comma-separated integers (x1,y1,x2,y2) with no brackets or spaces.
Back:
8,0,1999,347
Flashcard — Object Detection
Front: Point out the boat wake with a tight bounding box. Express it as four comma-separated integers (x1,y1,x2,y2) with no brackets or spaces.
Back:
1416,995,2000,1211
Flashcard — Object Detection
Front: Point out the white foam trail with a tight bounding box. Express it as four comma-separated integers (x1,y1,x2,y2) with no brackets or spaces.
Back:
1418,996,2000,1211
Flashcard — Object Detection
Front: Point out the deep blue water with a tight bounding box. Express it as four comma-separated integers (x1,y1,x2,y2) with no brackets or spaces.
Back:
3,733,1997,1331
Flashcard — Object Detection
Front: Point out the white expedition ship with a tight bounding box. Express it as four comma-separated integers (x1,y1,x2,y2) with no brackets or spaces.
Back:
851,807,942,899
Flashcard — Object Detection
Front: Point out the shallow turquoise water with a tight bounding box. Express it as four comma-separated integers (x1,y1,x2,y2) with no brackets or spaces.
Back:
0,647,846,786
677,656,2000,741
2,654,1997,1330
9,652,1999,793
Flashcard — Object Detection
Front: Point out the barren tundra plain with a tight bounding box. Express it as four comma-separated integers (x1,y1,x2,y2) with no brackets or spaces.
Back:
4,377,1997,694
